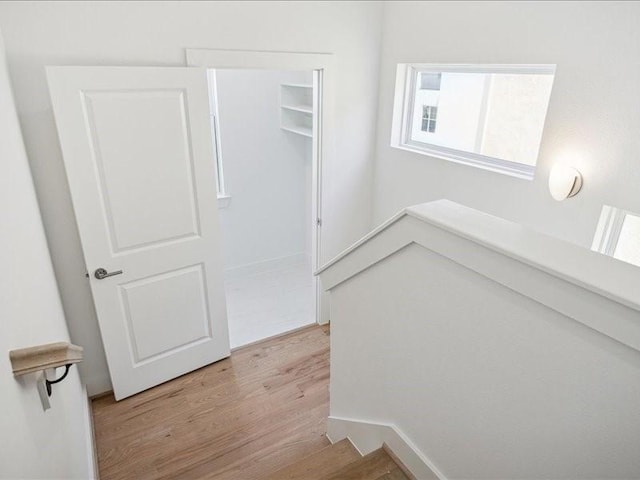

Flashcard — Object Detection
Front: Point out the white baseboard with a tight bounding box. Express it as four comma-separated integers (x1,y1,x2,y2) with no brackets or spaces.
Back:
85,372,112,398
83,387,99,479
327,416,446,480
224,252,310,280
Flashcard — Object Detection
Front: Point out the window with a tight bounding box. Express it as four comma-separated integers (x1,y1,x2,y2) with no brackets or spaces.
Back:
391,64,556,179
592,206,640,268
420,72,441,90
421,105,438,133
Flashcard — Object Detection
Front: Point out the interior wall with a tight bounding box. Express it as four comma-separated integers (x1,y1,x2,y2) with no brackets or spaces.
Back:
0,0,383,395
329,243,640,479
0,32,94,480
373,1,640,249
215,69,311,272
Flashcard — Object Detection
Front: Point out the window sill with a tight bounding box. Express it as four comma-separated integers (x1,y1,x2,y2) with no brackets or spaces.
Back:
391,142,535,181
217,194,231,209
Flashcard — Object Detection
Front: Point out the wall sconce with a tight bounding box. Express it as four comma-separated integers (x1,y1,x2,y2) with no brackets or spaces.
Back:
549,165,583,201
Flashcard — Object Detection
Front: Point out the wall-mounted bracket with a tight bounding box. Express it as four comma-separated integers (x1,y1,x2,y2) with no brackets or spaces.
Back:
45,363,71,397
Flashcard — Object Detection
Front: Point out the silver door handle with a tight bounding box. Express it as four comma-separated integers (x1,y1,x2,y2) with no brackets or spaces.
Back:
94,268,123,280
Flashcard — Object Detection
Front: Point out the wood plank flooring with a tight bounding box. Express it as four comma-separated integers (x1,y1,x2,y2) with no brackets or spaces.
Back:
92,325,330,480
262,439,360,480
323,449,403,480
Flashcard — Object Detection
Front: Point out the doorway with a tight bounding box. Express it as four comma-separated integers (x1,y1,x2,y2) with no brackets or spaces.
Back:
187,49,332,328
207,68,317,347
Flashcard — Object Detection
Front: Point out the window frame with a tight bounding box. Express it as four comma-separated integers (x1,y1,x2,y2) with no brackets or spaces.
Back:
592,206,635,257
391,63,556,180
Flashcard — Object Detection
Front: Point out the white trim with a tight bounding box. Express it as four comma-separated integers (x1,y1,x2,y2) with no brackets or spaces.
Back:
394,143,535,180
312,69,328,324
409,63,555,75
186,49,334,326
391,63,556,180
85,372,112,397
83,387,99,479
591,205,631,257
327,416,445,480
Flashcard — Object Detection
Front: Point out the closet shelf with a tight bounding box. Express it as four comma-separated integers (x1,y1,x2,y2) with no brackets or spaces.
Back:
280,82,313,139
281,83,312,89
281,104,313,114
281,125,313,138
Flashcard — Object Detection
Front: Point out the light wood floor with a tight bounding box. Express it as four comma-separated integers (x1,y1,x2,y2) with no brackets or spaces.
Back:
92,325,330,480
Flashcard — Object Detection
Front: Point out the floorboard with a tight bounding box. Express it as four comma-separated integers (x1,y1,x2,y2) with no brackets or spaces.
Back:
92,324,330,480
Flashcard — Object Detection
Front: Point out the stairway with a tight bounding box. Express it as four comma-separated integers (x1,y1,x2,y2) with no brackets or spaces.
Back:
263,439,411,480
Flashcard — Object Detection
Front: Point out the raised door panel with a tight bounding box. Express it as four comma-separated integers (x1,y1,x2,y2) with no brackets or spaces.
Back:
83,90,200,253
120,264,212,363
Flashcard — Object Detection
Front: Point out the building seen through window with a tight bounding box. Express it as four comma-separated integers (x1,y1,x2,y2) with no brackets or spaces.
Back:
420,72,442,90
421,105,438,133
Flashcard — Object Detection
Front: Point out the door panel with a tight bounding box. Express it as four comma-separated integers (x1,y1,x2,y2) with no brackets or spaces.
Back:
83,90,201,252
120,264,211,363
47,67,230,400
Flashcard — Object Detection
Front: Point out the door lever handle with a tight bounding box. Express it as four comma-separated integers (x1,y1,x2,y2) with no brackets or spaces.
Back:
94,268,123,280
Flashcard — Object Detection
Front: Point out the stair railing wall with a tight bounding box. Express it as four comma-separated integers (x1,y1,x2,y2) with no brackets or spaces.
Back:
318,200,640,480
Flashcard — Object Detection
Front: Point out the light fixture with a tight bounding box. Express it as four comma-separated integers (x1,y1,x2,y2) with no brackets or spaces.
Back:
549,165,582,201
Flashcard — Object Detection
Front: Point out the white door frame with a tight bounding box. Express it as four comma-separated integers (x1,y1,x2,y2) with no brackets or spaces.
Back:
186,49,334,325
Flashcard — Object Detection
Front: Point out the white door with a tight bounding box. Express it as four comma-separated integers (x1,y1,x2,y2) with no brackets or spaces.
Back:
47,67,230,400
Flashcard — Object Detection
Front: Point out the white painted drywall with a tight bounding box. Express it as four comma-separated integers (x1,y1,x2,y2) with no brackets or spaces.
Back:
0,32,94,480
374,1,640,248
322,203,640,479
215,69,311,271
0,1,382,394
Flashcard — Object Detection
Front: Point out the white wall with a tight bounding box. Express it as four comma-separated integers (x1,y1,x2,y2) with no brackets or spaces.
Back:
0,1,382,394
215,69,311,271
374,1,640,248
0,32,94,480
330,245,640,479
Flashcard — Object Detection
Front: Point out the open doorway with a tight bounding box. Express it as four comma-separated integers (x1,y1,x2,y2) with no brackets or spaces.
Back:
207,68,318,348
